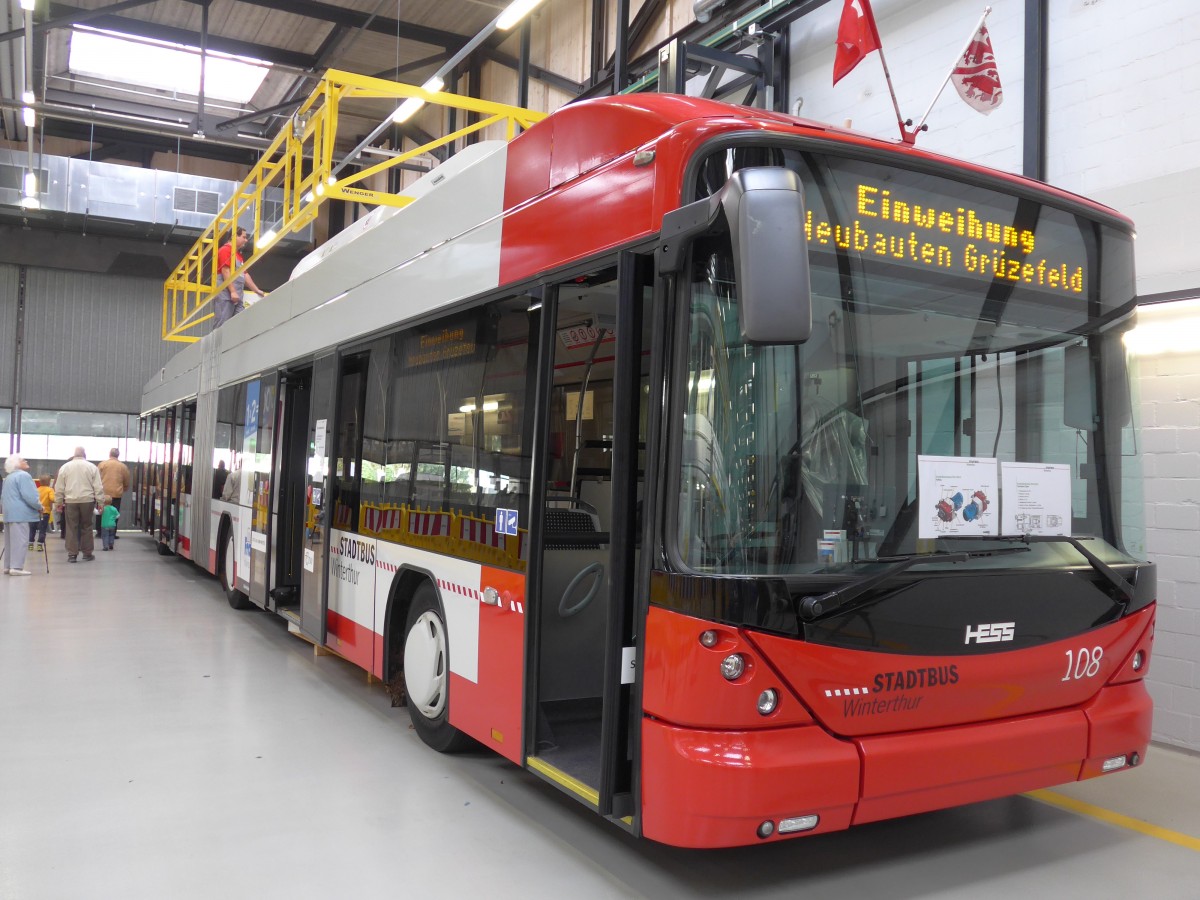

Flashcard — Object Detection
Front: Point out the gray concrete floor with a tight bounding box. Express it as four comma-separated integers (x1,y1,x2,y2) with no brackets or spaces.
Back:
2,532,1198,899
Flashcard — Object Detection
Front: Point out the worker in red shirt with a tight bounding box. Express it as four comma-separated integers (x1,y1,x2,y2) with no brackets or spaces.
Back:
213,226,266,327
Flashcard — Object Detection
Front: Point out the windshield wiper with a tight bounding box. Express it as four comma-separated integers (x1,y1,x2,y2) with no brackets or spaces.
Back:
798,546,1031,621
941,534,1136,605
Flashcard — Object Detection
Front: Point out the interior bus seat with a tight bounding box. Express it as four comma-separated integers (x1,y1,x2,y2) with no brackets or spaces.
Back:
543,505,604,548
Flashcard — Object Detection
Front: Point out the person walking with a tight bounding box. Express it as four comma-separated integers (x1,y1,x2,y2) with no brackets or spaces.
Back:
55,447,105,563
2,454,42,576
99,498,120,551
96,448,131,538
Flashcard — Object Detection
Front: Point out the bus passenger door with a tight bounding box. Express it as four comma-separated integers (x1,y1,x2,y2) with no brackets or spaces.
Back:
174,401,196,559
247,377,276,606
298,356,336,643
156,407,176,546
528,253,651,820
270,368,310,617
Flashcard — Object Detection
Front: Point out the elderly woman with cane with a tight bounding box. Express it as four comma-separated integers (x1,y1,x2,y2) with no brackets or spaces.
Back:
3,454,43,576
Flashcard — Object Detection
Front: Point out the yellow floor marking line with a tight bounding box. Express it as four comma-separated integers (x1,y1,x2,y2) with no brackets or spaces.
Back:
1026,789,1200,852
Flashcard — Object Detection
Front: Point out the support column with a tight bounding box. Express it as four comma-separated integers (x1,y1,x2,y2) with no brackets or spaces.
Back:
614,0,630,93
9,265,27,453
518,20,531,109
1023,0,1047,180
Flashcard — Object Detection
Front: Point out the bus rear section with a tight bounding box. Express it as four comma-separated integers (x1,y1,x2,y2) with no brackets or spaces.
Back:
636,136,1154,847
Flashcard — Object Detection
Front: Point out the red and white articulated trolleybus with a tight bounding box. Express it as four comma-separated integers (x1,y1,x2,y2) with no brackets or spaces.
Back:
140,93,1154,848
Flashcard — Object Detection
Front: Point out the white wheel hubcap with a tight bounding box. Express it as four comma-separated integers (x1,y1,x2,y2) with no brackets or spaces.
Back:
404,610,447,719
223,532,235,588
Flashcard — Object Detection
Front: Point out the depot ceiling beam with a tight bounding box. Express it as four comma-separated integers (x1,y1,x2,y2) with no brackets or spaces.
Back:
372,51,446,82
215,98,306,132
37,115,263,165
43,87,213,125
46,4,317,70
1,94,269,159
0,0,158,44
270,0,399,141
576,0,765,100
394,122,447,163
235,0,465,51
607,0,666,73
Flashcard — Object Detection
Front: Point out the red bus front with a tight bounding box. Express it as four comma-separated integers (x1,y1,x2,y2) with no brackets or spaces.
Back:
638,137,1153,847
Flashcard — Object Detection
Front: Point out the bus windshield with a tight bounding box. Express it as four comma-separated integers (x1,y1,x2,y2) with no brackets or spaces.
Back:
676,147,1143,577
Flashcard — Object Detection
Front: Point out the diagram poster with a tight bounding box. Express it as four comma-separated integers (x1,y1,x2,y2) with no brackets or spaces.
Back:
1001,462,1072,536
917,455,999,539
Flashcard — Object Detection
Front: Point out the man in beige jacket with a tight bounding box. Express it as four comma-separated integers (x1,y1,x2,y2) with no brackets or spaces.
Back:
96,448,131,538
55,447,105,562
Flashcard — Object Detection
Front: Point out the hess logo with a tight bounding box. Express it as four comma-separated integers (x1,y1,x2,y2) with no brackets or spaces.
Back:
965,622,1015,644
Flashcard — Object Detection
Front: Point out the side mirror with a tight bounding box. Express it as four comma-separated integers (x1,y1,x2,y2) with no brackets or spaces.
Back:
659,167,812,344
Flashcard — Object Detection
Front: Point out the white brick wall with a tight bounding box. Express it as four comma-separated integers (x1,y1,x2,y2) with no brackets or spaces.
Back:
790,0,1200,750
1136,340,1200,750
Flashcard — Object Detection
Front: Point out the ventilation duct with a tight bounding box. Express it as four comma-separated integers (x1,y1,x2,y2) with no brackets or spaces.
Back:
0,148,312,248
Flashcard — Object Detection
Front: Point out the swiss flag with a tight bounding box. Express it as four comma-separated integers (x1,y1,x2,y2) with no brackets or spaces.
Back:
951,23,1003,114
833,0,882,85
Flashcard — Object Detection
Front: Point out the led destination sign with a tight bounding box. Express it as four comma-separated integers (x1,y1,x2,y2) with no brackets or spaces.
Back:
402,320,479,367
804,180,1087,295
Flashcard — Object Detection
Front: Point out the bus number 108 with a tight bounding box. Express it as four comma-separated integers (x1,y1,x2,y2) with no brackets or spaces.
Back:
1062,646,1103,682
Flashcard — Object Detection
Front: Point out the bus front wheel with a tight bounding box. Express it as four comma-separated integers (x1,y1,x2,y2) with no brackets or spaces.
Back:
219,523,252,610
403,582,471,752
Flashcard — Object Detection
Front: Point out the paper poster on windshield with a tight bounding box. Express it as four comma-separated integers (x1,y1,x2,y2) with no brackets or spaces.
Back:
1000,462,1071,536
918,455,999,538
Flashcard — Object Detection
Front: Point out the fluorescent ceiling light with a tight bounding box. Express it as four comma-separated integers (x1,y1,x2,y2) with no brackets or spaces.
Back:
391,98,425,124
22,107,35,127
1124,298,1200,356
22,90,34,105
20,0,36,11
391,76,445,124
68,27,270,104
497,0,548,30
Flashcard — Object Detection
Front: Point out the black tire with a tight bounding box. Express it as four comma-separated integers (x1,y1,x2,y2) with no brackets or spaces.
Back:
403,582,472,752
156,539,175,556
218,521,252,610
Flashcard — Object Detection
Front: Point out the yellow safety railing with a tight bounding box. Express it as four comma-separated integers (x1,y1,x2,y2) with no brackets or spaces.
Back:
162,69,547,343
347,501,526,570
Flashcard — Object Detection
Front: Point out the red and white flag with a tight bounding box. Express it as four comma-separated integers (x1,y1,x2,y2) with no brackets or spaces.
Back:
833,0,882,85
951,22,1003,114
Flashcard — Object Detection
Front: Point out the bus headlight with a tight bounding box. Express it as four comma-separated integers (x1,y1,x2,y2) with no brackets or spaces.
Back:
1132,650,1145,671
1102,755,1127,772
757,689,778,715
778,815,819,834
721,653,745,680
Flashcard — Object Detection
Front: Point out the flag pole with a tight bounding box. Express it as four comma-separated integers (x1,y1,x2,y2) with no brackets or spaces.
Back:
913,6,992,134
872,42,911,144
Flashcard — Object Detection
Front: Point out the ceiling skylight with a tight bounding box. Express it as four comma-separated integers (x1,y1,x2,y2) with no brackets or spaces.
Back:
68,27,270,105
